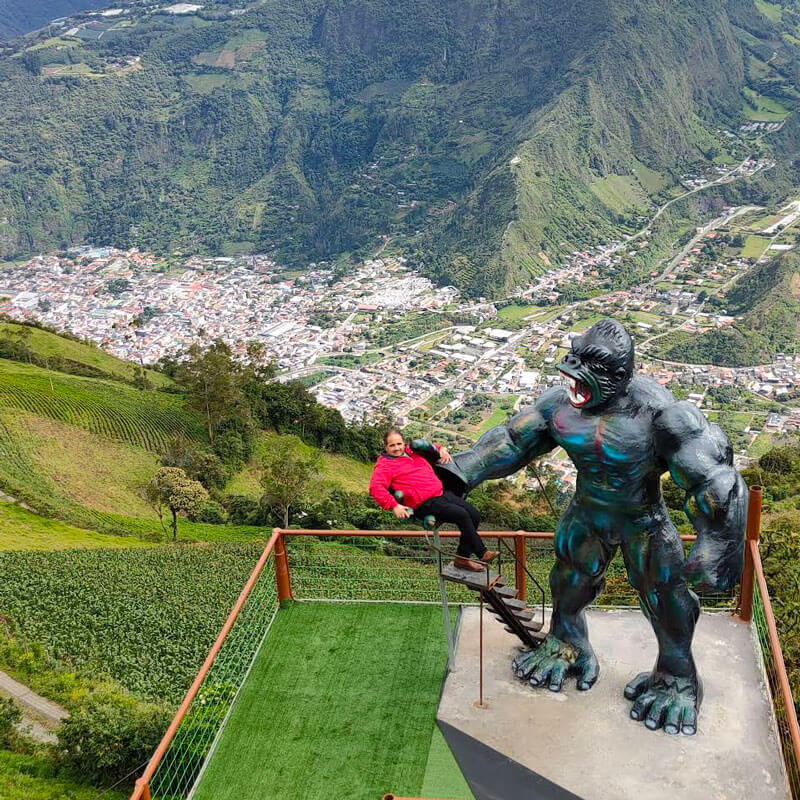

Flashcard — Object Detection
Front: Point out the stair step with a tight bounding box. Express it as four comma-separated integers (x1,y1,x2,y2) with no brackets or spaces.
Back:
492,607,533,621
499,597,527,611
521,618,544,632
504,626,547,644
494,586,519,599
441,562,500,591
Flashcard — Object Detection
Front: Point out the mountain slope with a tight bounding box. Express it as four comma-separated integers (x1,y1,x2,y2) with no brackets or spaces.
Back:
0,1,791,294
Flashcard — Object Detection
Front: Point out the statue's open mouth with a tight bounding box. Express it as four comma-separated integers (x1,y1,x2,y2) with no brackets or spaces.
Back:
566,376,592,407
558,366,593,408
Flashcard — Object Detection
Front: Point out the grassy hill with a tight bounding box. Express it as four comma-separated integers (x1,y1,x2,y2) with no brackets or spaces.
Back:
0,335,378,547
0,501,153,551
662,250,800,365
225,431,373,498
0,0,796,295
0,321,173,388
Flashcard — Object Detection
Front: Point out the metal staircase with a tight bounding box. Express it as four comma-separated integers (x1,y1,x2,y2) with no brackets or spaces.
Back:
441,557,547,650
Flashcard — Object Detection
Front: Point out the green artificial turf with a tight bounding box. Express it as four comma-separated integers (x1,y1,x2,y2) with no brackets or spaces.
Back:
192,602,463,800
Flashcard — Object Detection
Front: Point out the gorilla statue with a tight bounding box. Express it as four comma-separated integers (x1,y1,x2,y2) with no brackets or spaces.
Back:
439,318,746,735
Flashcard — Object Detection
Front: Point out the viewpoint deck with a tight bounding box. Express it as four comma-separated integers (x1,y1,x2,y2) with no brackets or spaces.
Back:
439,607,791,800
189,602,471,800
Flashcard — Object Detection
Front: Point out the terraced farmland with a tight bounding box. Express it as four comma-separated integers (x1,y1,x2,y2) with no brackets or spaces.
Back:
0,360,202,452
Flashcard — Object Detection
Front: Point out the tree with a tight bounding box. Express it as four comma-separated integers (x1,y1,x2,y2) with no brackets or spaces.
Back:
175,340,246,443
21,51,40,75
146,467,208,541
260,436,322,528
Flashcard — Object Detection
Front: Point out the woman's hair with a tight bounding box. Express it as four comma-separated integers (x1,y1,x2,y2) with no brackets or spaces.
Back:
383,427,404,445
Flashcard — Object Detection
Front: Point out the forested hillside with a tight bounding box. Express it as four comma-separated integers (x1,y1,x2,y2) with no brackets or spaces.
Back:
0,0,797,294
0,1,108,41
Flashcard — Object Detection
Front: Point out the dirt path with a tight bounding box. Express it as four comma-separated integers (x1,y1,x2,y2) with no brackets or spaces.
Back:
0,670,67,744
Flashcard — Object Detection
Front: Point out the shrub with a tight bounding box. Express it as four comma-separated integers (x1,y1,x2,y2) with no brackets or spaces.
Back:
223,495,259,525
0,697,21,748
194,500,228,525
57,688,170,784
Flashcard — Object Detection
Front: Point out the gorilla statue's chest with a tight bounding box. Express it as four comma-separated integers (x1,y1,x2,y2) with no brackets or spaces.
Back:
551,406,654,473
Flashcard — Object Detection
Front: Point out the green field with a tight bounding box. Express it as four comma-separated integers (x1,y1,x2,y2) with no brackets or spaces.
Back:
755,0,782,22
0,542,265,703
192,602,470,800
0,406,264,544
0,323,171,387
742,87,790,121
0,356,376,543
0,502,151,551
751,214,783,231
5,410,160,517
589,174,649,212
497,303,537,322
317,352,384,368
477,406,509,434
632,161,668,194
748,431,774,458
741,235,770,259
0,359,200,452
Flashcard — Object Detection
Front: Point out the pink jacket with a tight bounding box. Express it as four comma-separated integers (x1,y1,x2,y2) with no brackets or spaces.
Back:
369,445,443,510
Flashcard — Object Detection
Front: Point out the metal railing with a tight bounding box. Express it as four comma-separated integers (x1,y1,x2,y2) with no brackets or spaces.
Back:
130,487,799,800
130,531,281,800
737,488,800,797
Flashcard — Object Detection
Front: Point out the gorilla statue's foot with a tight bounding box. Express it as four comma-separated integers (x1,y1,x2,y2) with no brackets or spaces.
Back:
511,634,599,692
624,671,702,735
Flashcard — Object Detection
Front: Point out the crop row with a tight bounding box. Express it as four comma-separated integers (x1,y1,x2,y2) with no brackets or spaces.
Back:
0,364,203,453
0,543,264,704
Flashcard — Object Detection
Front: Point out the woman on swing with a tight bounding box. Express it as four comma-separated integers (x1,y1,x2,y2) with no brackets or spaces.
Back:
369,428,498,571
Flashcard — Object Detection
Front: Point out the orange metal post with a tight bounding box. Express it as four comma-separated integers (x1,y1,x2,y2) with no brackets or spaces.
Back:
274,530,293,606
514,533,527,602
736,485,763,623
141,782,152,800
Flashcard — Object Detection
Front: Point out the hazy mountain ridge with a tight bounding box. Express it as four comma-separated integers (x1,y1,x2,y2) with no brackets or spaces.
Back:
0,1,109,40
0,0,794,295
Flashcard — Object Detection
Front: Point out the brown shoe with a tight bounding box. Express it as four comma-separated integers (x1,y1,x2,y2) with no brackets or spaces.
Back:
481,550,499,563
454,556,485,572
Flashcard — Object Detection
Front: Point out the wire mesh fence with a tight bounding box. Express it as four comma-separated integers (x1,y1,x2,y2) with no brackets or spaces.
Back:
147,550,278,800
754,589,800,800
285,533,736,610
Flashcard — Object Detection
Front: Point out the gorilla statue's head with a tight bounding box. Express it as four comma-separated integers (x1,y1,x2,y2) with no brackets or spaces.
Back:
557,318,634,410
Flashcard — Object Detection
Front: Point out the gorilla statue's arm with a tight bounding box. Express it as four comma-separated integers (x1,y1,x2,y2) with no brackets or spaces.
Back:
654,401,747,593
436,387,562,493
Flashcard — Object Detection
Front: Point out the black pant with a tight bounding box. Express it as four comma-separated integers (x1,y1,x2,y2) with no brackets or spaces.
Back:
415,491,485,558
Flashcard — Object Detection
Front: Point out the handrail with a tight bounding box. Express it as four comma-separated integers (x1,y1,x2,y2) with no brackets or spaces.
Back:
277,528,698,541
750,538,800,769
496,535,546,629
130,529,281,800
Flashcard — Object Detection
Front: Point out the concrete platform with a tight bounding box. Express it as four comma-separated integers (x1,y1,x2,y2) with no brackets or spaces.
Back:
439,607,790,800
